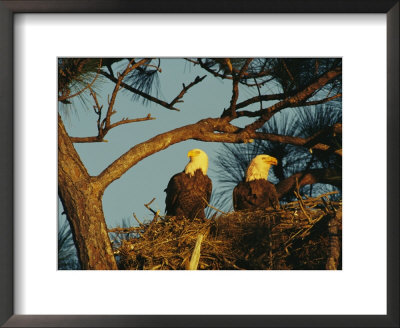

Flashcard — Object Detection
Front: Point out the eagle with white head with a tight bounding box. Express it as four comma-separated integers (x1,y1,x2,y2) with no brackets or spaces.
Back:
233,154,280,211
165,149,212,219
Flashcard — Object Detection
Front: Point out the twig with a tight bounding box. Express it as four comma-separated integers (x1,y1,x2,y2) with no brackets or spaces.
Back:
144,198,160,217
188,234,204,270
132,212,143,226
294,178,313,223
105,58,149,128
202,197,227,215
100,70,181,111
70,113,155,143
184,58,200,65
168,75,207,109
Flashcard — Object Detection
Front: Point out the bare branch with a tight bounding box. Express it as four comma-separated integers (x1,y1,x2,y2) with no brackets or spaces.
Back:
281,59,296,86
105,58,149,128
196,58,273,81
70,114,155,143
235,93,286,111
184,58,200,65
108,114,156,130
197,59,233,80
168,75,207,108
144,198,161,220
243,66,342,131
101,70,181,111
276,168,342,199
94,117,342,189
221,59,253,118
302,93,342,106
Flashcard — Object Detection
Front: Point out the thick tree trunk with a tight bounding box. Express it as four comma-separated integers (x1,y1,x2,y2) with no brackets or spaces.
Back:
58,115,117,270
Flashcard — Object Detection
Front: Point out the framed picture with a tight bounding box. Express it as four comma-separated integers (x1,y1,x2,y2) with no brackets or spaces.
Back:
1,1,398,327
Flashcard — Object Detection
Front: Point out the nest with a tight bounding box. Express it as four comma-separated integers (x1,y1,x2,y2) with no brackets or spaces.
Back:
111,192,342,270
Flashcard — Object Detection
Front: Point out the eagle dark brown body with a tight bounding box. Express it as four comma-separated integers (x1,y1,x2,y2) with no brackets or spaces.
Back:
233,179,280,211
165,169,212,219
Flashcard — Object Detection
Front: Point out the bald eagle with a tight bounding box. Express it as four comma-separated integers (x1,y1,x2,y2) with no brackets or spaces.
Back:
165,149,212,219
233,155,280,211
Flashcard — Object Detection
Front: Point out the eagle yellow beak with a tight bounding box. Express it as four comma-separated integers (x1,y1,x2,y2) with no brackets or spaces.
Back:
187,150,199,158
266,157,278,165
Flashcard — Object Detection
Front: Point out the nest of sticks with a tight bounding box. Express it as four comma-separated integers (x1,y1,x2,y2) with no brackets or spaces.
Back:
111,192,342,270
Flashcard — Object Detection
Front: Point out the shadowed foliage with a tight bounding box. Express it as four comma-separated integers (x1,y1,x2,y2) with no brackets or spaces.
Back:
212,104,342,212
58,219,80,270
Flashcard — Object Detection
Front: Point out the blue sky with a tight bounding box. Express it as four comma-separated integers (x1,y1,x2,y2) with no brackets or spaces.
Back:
59,59,269,228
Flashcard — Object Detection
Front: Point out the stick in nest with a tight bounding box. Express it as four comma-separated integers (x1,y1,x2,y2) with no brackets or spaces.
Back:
132,212,143,226
294,178,313,223
144,197,164,220
202,197,227,215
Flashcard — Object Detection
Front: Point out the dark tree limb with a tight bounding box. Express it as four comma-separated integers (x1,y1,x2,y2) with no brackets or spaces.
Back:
326,210,342,270
105,58,149,128
275,168,342,199
302,93,342,106
101,70,181,111
243,66,342,131
221,58,253,118
196,58,274,81
168,75,207,108
304,123,342,149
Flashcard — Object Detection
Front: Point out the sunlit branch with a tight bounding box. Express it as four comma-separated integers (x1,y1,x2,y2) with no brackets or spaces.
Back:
94,117,342,189
302,93,342,106
70,114,155,143
108,114,156,130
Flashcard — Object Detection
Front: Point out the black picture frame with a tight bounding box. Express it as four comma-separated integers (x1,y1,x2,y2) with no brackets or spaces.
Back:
0,1,398,327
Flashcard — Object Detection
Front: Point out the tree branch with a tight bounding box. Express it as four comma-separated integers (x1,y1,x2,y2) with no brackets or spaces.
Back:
276,168,342,199
101,70,181,111
168,75,207,108
94,117,342,189
108,114,156,130
69,114,155,143
197,59,233,80
105,59,149,129
222,59,253,118
242,66,342,131
196,58,273,81
235,93,286,111
302,93,342,106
